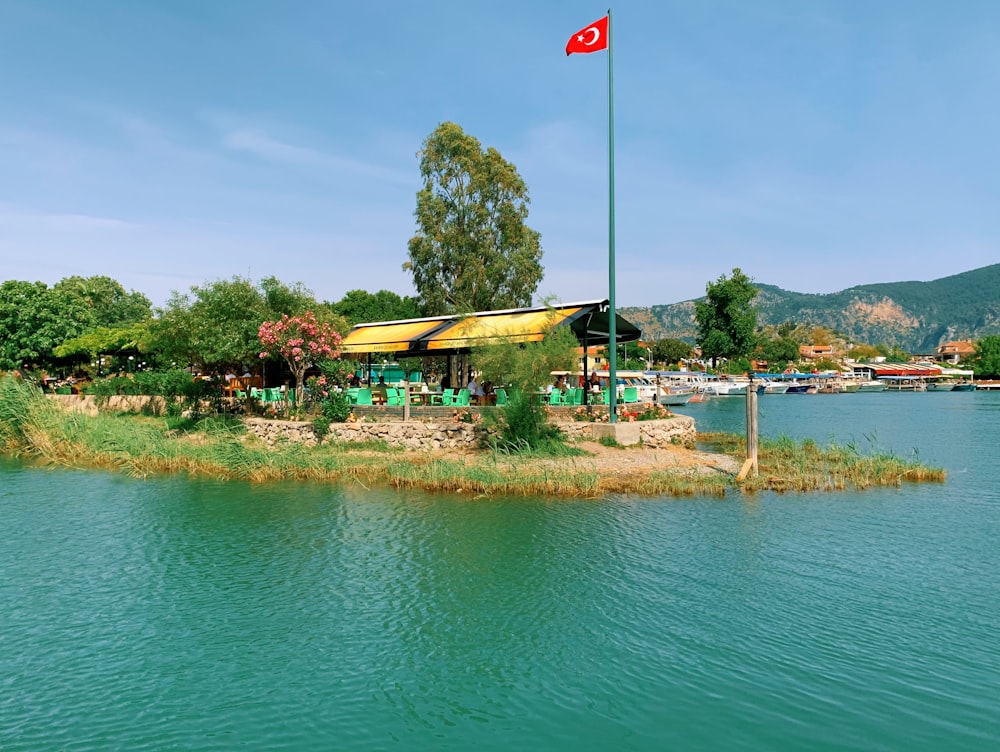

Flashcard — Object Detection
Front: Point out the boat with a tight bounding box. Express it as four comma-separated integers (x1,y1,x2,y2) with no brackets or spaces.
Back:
952,382,976,392
658,388,695,406
926,381,955,392
880,376,926,391
857,380,887,392
705,378,765,396
758,378,789,394
785,383,818,394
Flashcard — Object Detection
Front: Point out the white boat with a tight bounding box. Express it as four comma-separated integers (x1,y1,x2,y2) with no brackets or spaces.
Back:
759,379,789,394
657,387,695,406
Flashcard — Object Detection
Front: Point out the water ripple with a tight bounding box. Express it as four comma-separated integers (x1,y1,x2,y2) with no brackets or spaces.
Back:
2,394,999,751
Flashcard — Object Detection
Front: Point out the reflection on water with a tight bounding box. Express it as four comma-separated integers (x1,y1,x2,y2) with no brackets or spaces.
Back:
2,393,999,750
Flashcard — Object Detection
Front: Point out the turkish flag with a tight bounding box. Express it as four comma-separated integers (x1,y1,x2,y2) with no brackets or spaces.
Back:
566,16,609,56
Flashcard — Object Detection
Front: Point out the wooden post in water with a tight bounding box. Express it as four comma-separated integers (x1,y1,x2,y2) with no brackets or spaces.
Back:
738,376,759,481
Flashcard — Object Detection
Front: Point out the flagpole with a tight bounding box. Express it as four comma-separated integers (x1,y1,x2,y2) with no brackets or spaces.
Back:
606,7,618,423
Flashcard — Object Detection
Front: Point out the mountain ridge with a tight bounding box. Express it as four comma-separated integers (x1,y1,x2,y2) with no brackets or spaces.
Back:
619,263,1000,353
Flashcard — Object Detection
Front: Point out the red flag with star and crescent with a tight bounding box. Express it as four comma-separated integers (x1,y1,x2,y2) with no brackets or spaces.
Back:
566,16,609,55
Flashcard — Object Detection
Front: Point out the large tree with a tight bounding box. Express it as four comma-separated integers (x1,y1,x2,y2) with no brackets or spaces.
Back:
332,289,421,326
972,335,1000,378
695,268,759,368
405,122,543,315
651,338,694,367
53,275,151,327
0,280,90,371
148,277,271,372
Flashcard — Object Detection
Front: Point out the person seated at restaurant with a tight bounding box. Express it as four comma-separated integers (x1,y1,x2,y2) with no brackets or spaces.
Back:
481,380,495,406
467,373,485,403
440,373,451,391
589,372,602,392
349,373,361,387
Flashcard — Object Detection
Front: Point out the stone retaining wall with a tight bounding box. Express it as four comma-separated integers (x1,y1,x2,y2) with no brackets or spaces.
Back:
244,414,695,450
43,394,696,450
47,393,173,416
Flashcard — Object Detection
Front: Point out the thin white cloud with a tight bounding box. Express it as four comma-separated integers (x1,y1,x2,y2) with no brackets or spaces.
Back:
215,124,413,186
0,204,136,231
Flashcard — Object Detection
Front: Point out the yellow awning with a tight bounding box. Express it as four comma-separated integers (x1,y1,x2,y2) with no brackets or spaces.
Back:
339,319,446,354
423,307,581,351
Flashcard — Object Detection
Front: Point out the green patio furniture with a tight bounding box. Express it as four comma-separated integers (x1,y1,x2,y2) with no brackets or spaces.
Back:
433,388,454,406
622,386,639,403
354,388,373,406
493,387,508,406
451,388,471,407
385,387,403,406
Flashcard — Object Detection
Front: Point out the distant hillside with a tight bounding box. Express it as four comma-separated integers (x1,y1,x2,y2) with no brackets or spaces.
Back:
620,264,1000,353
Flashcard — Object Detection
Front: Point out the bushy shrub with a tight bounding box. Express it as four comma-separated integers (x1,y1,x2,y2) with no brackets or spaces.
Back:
84,370,222,416
478,390,563,450
320,392,352,423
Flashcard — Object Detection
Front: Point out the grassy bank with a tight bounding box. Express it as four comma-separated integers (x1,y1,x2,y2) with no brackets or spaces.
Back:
1,377,944,498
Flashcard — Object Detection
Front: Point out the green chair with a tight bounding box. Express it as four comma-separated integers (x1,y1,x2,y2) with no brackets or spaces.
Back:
451,388,471,407
493,388,508,406
354,388,373,406
345,387,360,404
622,386,639,403
432,388,453,406
385,387,403,406
548,390,566,406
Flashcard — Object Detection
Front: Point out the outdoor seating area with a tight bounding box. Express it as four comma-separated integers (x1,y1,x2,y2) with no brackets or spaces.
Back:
222,376,263,398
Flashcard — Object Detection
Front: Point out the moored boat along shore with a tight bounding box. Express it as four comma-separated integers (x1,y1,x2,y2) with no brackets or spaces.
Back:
0,377,946,497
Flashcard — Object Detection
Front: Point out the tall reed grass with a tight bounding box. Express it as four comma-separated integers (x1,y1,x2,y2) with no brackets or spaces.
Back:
0,376,945,498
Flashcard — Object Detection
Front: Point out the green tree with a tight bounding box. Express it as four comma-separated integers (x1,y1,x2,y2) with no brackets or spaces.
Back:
148,277,270,372
651,338,693,367
756,336,800,368
846,344,882,362
694,268,759,368
53,323,150,363
972,335,1000,378
260,276,316,318
332,289,421,325
52,275,151,327
405,122,543,315
0,280,90,371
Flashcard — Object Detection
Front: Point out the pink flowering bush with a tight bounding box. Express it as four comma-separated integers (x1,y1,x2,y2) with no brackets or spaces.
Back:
258,312,342,398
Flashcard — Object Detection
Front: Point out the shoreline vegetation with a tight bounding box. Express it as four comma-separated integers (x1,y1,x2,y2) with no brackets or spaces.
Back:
0,377,945,498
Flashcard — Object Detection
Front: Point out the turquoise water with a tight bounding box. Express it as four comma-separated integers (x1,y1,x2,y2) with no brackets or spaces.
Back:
2,393,999,750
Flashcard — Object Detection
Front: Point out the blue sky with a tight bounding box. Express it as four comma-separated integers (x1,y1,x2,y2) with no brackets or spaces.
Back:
2,1,998,309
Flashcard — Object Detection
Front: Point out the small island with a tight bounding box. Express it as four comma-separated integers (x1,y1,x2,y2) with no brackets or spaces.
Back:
1,376,944,498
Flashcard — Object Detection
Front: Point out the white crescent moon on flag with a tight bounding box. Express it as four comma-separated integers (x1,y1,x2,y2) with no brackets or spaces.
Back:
584,27,601,46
